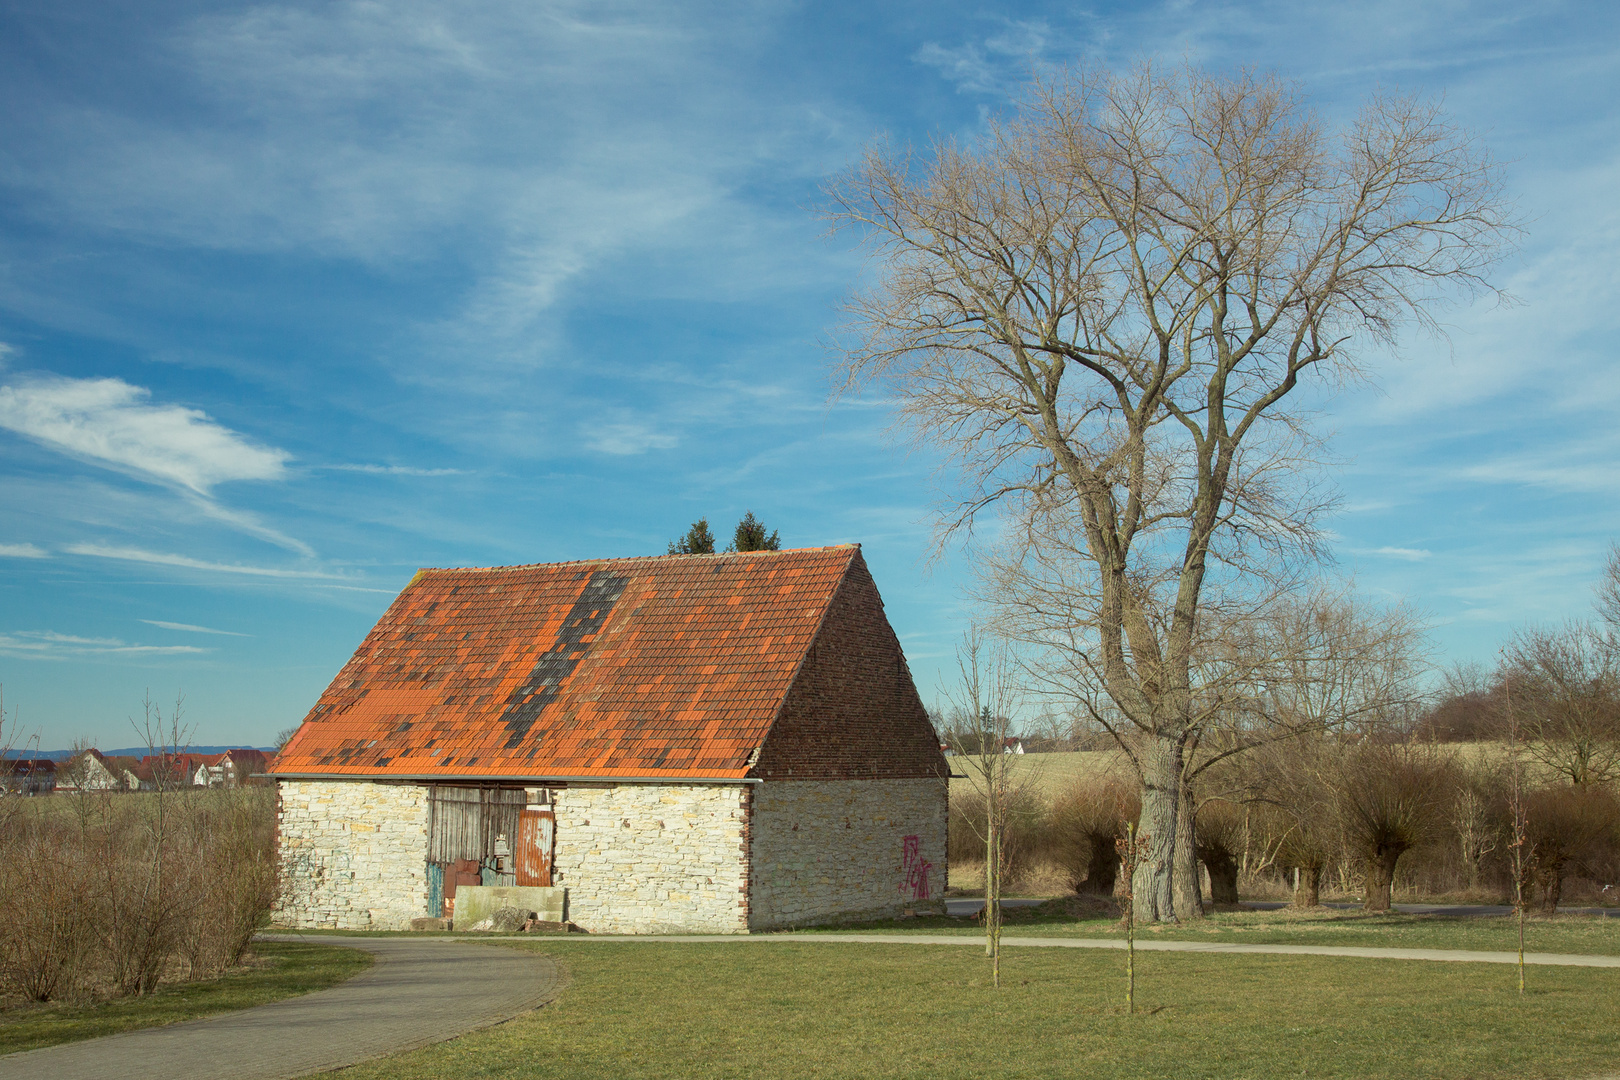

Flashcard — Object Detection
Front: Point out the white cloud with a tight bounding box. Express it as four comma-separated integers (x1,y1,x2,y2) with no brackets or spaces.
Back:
1351,546,1433,562
66,543,346,580
0,376,289,494
914,19,1053,96
0,630,208,660
0,543,48,558
323,463,468,476
583,418,679,456
140,619,250,636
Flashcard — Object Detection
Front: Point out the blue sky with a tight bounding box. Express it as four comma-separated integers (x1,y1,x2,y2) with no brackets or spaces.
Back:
2,0,1617,749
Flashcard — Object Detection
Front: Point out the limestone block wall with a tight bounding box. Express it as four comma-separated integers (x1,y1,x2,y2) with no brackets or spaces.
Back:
274,780,430,930
552,783,749,934
749,778,947,930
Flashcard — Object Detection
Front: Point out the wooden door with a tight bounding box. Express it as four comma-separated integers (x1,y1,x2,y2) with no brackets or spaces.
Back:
515,807,555,886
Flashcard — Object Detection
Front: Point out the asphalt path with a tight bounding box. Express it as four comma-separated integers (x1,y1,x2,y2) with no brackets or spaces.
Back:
546,931,1620,967
944,898,1620,918
0,935,562,1080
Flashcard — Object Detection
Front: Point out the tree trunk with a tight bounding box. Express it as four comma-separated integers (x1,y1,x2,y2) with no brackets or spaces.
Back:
1133,735,1195,922
1535,861,1563,915
1362,847,1402,912
1173,779,1204,917
1291,864,1321,908
1204,854,1240,905
1078,835,1120,895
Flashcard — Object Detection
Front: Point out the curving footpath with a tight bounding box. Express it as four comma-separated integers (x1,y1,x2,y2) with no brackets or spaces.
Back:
556,931,1620,968
0,935,563,1080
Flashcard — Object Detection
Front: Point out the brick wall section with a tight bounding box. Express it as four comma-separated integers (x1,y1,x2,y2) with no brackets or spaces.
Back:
273,780,430,930
552,783,750,934
754,552,948,781
749,778,947,929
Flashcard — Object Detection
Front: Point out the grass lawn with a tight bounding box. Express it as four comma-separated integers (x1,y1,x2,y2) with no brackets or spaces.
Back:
0,941,372,1056
332,940,1620,1080
804,905,1620,956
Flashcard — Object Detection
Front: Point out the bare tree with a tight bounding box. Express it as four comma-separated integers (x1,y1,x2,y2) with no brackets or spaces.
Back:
1501,623,1620,787
1193,798,1247,905
945,628,1028,988
1050,772,1140,897
1334,741,1455,912
825,61,1509,922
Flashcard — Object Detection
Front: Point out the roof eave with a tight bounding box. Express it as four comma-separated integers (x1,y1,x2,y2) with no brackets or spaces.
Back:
268,771,761,785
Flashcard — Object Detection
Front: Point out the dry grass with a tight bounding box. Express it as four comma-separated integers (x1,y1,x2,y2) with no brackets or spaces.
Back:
947,751,1126,802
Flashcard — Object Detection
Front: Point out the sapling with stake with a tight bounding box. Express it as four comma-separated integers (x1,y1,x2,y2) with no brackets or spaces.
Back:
1116,822,1151,1014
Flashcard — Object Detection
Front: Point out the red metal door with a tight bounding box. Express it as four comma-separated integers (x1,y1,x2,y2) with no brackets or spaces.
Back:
515,808,555,886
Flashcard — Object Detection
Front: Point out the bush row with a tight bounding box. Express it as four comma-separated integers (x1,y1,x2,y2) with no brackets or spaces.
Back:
949,752,1620,909
0,788,279,1003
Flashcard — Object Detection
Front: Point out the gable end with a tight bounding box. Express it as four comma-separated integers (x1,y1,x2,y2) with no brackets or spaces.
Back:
752,553,947,780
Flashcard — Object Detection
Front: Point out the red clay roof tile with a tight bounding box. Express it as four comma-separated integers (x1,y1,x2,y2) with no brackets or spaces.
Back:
272,545,859,780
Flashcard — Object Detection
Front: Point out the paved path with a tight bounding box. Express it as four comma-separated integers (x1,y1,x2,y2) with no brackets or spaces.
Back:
945,898,1620,918
540,931,1620,968
0,935,563,1080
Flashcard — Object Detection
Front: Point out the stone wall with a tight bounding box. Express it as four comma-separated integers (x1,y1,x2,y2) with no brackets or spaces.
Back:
749,777,947,929
273,780,430,930
551,783,749,934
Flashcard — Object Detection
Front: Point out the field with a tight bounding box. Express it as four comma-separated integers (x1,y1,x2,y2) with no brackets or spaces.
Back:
951,744,1535,802
327,937,1620,1080
0,941,371,1056
947,750,1124,800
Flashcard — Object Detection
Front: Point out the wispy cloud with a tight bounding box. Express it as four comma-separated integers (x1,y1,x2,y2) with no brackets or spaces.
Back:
0,376,289,494
66,543,347,580
914,19,1053,95
583,417,679,456
140,619,250,636
0,630,208,659
0,542,48,558
323,463,468,477
1351,546,1433,562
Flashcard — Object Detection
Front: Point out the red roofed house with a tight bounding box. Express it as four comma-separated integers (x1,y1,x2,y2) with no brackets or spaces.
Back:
269,545,948,933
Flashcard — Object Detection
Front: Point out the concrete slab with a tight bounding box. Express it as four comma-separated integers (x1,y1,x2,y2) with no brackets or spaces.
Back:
456,885,566,927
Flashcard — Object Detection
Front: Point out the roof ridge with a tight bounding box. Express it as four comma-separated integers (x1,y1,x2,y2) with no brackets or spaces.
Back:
411,543,860,576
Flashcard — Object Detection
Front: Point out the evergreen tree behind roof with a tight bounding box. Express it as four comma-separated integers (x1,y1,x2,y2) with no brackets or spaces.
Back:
732,511,780,552
668,518,717,555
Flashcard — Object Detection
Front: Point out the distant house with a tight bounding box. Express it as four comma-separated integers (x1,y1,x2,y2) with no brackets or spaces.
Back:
190,754,227,787
1002,738,1025,755
56,749,120,792
1,759,57,796
271,545,948,933
221,748,270,786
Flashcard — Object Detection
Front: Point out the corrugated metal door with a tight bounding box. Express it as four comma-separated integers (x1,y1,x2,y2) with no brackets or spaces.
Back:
515,807,555,886
426,862,444,918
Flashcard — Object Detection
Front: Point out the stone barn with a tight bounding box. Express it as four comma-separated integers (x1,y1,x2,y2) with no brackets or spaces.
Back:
270,544,948,933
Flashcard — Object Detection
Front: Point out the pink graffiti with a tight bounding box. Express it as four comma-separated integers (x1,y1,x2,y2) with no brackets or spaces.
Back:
900,834,932,900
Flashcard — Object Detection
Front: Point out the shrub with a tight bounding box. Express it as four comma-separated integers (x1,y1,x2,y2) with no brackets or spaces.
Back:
0,787,281,1003
1048,774,1140,896
1523,784,1620,913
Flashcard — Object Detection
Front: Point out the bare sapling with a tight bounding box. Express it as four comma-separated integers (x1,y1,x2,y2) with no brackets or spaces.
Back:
1115,820,1151,1014
946,628,1026,989
110,691,195,995
1505,668,1527,995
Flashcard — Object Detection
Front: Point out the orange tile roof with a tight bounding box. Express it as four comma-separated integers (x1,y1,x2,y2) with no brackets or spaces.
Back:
272,545,861,781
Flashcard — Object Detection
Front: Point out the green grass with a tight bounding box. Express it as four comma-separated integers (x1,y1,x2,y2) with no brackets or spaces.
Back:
0,941,372,1056
333,940,1620,1080
803,905,1620,956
